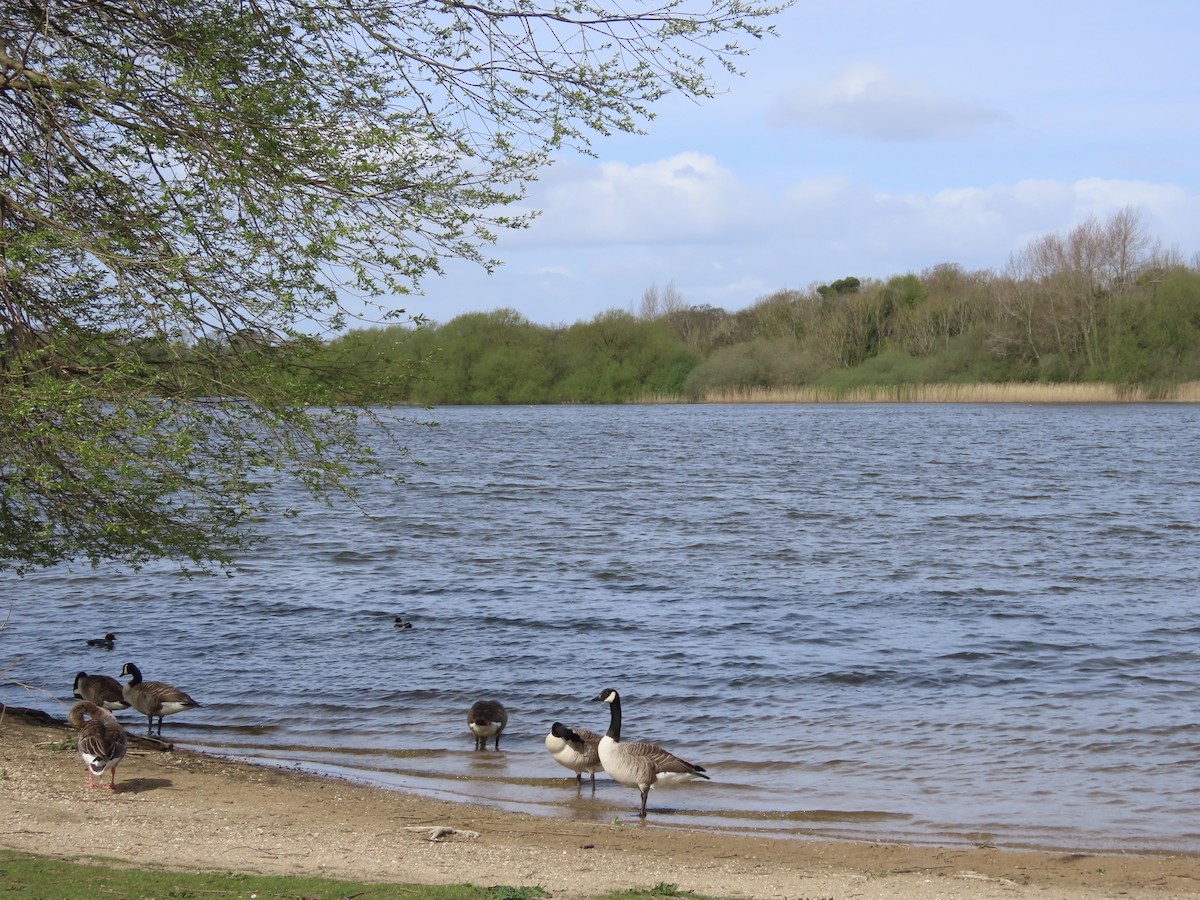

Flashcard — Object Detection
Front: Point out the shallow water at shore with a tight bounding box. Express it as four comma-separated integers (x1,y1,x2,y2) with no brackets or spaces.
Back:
4,404,1200,852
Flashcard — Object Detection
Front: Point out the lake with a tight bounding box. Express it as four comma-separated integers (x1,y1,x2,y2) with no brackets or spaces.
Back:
3,403,1199,852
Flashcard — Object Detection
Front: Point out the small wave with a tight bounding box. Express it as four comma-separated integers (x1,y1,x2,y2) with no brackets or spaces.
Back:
812,669,899,686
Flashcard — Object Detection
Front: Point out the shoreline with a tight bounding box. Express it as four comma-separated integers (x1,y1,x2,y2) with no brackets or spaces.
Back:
204,746,1191,859
3,707,1199,898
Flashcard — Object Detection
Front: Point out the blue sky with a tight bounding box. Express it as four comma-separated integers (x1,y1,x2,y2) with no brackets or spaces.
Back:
391,0,1200,328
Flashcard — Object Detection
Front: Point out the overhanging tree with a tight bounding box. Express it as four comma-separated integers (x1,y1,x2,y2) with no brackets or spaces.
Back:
0,0,785,573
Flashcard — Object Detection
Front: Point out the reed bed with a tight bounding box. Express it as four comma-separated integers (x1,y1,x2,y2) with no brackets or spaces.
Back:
633,382,1200,404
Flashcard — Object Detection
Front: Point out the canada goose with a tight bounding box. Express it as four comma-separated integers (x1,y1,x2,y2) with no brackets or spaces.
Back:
72,671,131,711
593,688,709,818
67,700,128,789
119,662,201,737
467,699,507,751
86,632,116,648
393,617,413,629
545,721,602,786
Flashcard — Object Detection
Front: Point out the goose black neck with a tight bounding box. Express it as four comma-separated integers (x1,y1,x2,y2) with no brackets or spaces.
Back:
606,693,622,741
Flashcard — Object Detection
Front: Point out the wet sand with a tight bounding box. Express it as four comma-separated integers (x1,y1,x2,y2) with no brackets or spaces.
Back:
2,707,1198,899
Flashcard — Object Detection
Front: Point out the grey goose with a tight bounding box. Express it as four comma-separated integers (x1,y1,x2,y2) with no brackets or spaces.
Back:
120,662,201,737
467,699,507,751
68,700,128,789
593,687,709,818
73,671,131,711
545,721,602,786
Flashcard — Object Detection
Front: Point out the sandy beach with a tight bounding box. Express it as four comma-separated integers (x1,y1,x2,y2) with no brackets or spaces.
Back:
2,706,1198,899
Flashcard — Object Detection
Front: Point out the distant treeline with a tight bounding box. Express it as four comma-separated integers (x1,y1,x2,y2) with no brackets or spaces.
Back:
294,209,1200,404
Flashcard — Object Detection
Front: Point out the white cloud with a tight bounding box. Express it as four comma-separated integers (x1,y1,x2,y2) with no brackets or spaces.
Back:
770,64,1009,141
1071,178,1194,218
515,152,772,247
529,264,572,277
770,175,1200,276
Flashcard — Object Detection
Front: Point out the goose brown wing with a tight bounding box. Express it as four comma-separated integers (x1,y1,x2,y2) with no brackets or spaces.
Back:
79,715,127,770
144,680,199,706
565,726,601,752
627,740,709,779
574,727,601,745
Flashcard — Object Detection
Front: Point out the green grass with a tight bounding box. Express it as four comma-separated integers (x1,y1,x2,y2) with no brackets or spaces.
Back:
0,851,732,900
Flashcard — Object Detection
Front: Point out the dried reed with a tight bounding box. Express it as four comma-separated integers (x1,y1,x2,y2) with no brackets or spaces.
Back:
633,382,1200,404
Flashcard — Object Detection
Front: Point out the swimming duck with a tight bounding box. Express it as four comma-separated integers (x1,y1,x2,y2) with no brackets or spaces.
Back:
119,662,201,737
393,617,413,629
467,699,508,751
67,700,128,789
593,688,709,818
85,632,116,649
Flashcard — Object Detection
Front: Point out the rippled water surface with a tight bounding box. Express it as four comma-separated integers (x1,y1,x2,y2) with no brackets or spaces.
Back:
4,404,1200,851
